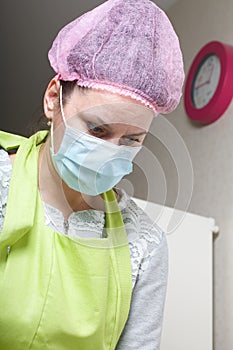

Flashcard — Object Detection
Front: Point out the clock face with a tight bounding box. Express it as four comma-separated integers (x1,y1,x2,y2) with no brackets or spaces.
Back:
192,54,221,109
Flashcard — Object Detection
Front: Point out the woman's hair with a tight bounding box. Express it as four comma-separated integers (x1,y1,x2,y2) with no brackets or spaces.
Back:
26,80,86,136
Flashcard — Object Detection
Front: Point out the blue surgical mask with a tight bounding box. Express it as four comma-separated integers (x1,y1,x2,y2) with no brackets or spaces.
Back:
50,86,142,195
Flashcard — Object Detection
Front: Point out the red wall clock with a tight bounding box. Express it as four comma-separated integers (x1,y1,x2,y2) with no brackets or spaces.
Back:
184,41,233,124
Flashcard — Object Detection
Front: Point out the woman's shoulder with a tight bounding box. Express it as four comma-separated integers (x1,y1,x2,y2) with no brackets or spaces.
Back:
116,187,165,243
116,187,168,286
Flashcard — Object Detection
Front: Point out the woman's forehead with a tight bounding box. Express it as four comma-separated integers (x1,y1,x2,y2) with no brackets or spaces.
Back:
66,87,154,128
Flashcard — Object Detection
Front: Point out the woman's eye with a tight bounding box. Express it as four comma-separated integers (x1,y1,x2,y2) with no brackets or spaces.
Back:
86,122,106,135
121,138,141,146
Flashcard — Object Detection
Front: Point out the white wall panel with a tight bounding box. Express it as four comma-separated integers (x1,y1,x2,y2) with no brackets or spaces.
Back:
133,198,216,350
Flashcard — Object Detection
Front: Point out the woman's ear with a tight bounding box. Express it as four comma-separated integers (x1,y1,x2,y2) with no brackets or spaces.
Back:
43,75,61,121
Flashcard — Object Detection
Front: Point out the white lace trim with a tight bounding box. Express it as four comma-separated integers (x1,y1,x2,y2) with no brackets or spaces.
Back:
0,150,12,226
0,149,165,288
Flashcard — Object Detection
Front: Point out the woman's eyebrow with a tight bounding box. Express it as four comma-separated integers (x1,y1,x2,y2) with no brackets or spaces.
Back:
96,117,148,136
83,115,147,136
124,131,147,137
82,114,113,131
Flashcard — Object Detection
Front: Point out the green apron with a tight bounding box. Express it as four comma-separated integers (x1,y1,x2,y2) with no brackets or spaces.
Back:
0,131,132,350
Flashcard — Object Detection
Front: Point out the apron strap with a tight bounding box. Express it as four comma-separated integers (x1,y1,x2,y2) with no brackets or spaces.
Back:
0,131,26,151
0,131,48,250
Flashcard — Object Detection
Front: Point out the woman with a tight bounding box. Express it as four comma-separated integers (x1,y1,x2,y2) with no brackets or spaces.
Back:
0,0,184,349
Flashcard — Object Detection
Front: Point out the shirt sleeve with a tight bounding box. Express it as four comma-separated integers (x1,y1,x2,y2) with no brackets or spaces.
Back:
116,232,168,350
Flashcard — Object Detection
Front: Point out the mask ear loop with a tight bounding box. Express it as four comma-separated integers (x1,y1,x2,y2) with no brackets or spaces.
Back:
50,117,55,155
59,84,67,126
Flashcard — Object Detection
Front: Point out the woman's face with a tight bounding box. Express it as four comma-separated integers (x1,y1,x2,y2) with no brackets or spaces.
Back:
45,78,155,149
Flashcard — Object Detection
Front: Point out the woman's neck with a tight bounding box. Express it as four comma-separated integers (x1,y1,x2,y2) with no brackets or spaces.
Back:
38,136,106,221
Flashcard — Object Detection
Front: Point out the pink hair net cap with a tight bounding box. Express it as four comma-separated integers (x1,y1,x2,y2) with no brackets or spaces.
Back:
48,0,185,116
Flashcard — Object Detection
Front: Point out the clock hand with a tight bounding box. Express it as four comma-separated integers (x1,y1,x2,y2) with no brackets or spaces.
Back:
207,65,214,83
195,64,215,89
195,80,210,89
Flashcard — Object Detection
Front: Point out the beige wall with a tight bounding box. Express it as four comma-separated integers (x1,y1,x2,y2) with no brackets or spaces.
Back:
132,0,233,349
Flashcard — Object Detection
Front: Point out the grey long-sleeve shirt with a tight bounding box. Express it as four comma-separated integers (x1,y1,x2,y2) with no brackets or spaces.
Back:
0,149,168,349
